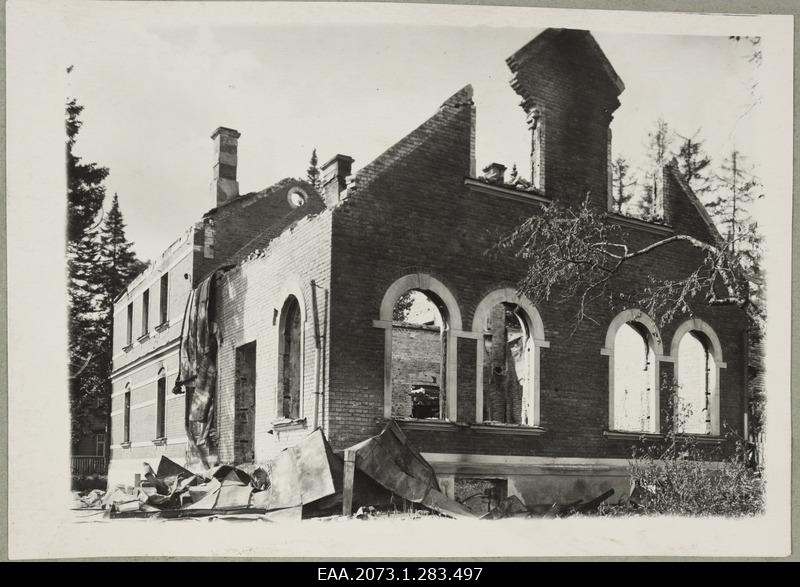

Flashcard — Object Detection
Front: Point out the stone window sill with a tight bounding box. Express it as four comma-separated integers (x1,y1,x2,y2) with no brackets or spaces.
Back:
122,344,133,353
137,333,150,343
271,417,307,432
152,437,167,446
392,418,460,432
154,321,169,333
603,430,725,445
472,423,547,436
120,441,131,449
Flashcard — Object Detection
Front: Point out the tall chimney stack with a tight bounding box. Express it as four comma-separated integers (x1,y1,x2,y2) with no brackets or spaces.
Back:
321,154,354,207
211,127,241,206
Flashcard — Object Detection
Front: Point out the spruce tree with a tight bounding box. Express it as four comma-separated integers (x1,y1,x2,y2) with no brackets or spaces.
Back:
306,148,321,190
66,98,108,244
639,118,672,221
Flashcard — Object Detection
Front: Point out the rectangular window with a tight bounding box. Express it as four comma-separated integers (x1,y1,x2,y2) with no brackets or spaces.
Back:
126,303,133,346
159,273,169,325
141,289,150,336
156,377,166,439
123,391,131,443
95,432,106,457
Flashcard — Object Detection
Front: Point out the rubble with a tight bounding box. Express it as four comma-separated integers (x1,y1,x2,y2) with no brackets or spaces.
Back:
74,424,614,522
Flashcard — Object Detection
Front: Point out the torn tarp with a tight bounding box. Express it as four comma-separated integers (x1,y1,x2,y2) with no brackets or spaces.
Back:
346,421,475,519
173,269,227,466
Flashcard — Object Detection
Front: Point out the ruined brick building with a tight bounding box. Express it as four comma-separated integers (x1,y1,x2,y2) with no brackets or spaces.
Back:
107,29,749,508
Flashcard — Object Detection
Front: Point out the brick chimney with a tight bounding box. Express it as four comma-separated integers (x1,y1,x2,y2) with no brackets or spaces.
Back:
482,163,507,184
321,154,354,207
210,127,241,206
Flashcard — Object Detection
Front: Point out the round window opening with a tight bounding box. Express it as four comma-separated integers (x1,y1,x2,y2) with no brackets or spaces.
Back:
288,188,307,208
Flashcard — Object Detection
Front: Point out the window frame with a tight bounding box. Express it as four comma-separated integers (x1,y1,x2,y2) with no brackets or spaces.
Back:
156,371,167,439
159,273,169,326
141,289,150,337
602,309,665,434
670,318,726,436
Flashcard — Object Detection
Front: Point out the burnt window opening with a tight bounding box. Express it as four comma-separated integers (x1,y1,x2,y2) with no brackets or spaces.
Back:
159,273,169,325
482,302,534,425
280,296,302,420
528,107,544,191
141,289,150,336
123,388,131,443
235,342,257,463
156,373,166,439
612,321,656,433
677,330,716,435
126,303,133,346
390,289,447,420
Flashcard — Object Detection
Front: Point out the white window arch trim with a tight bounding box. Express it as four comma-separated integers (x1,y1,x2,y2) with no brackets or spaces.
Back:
275,275,308,421
669,318,726,436
471,287,549,426
602,309,666,433
374,272,462,421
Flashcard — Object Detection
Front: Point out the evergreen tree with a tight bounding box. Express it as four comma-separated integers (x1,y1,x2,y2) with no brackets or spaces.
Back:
99,194,148,318
675,130,713,196
306,148,321,190
611,157,637,214
67,98,108,244
638,118,672,221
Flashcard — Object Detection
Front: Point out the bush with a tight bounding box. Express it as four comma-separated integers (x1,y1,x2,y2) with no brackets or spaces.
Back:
606,378,764,517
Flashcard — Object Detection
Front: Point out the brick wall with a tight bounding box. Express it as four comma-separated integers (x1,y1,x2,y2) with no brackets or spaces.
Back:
389,323,442,418
324,58,747,458
215,211,333,465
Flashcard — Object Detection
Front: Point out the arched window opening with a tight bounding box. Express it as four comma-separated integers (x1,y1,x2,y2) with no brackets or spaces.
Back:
612,322,657,433
390,289,447,420
677,331,716,434
280,296,302,420
481,302,534,425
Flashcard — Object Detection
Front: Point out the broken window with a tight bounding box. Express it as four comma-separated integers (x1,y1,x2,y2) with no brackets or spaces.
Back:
280,296,302,420
612,322,656,432
159,273,169,325
126,303,133,347
156,372,166,439
390,290,446,420
123,387,131,443
235,341,257,462
676,331,716,434
481,302,534,425
528,108,544,190
141,289,150,336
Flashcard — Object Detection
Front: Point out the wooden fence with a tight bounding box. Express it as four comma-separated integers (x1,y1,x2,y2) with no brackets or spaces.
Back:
71,455,108,476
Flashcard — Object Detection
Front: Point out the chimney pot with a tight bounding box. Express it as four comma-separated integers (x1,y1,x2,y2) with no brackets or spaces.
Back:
321,154,355,206
211,127,241,206
482,162,507,184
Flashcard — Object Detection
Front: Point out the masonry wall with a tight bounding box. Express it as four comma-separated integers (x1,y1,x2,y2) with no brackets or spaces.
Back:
215,211,333,465
325,84,747,460
390,323,442,418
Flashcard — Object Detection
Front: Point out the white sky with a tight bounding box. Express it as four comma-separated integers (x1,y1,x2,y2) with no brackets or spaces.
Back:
61,2,763,262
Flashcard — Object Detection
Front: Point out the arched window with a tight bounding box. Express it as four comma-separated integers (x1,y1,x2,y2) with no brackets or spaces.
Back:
390,290,447,420
279,295,303,420
472,288,547,427
603,309,663,433
671,319,725,436
376,273,462,422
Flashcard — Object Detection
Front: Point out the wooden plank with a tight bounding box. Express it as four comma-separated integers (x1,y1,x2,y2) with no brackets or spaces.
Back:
342,449,356,517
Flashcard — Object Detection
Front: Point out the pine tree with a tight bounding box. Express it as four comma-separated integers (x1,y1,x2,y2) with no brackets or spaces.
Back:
306,148,321,190
675,130,713,196
707,150,761,255
611,157,637,214
67,98,108,244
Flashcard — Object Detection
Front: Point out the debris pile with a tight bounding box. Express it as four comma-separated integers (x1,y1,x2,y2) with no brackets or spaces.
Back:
73,422,615,522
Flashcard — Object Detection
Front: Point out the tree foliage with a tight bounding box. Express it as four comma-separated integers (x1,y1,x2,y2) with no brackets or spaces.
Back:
307,148,321,190
493,194,753,331
610,156,637,214
675,130,713,197
67,97,146,448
